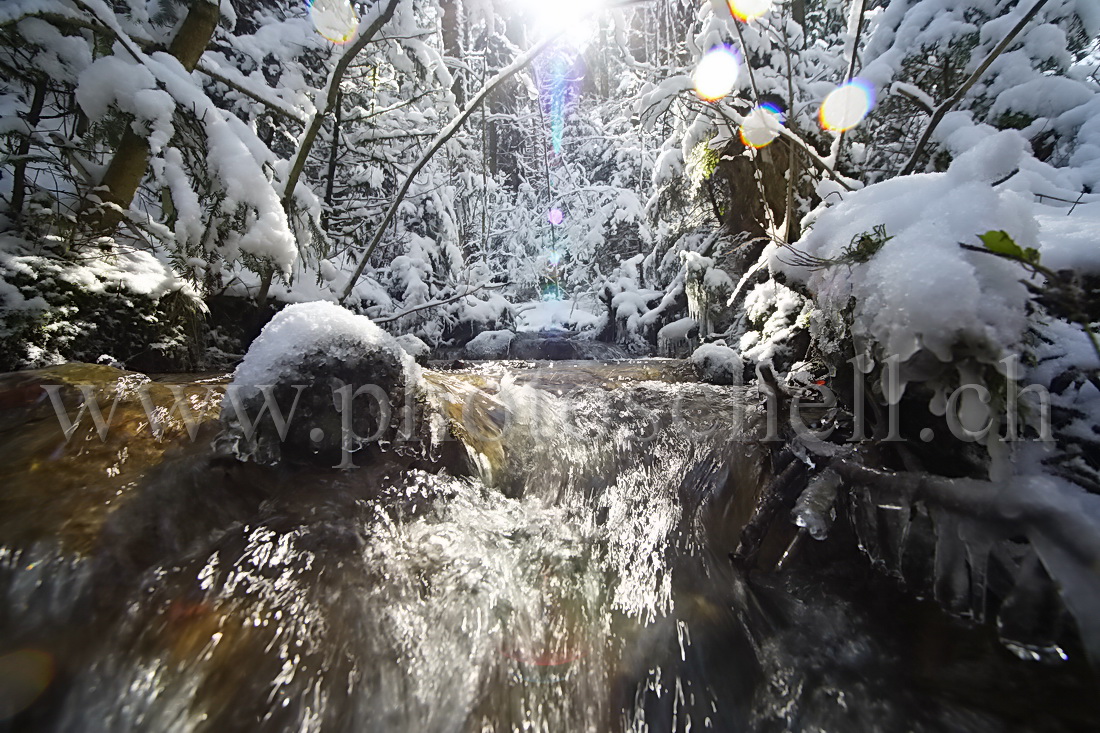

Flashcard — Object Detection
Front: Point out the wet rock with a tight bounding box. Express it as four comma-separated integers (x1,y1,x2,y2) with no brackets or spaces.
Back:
504,331,580,360
217,302,422,467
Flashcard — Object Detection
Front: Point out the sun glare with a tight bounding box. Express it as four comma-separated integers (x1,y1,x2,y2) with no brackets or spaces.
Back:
819,79,875,132
308,0,359,44
728,0,773,22
693,47,741,102
514,0,601,47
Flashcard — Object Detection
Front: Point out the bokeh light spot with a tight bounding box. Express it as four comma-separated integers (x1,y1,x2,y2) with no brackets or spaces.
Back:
740,104,784,148
693,47,741,102
819,79,875,132
541,281,564,301
548,208,564,226
0,649,54,719
308,0,359,44
728,0,773,22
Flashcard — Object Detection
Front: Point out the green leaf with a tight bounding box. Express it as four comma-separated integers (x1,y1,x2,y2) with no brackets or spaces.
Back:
978,230,1025,258
1023,247,1041,265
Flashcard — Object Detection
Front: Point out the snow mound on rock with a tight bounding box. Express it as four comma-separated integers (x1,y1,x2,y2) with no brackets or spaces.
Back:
233,301,419,391
465,330,515,359
395,333,431,363
691,343,744,385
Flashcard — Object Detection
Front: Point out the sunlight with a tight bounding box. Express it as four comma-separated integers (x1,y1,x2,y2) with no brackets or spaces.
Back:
307,0,359,44
548,208,564,225
693,46,741,102
739,103,784,148
513,0,601,47
728,0,774,22
819,79,875,132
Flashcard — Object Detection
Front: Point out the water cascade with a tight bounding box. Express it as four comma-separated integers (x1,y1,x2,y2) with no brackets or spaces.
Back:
0,359,1095,731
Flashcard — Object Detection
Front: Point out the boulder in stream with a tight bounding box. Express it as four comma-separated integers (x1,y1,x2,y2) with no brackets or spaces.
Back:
464,329,516,359
691,343,744,385
217,301,422,467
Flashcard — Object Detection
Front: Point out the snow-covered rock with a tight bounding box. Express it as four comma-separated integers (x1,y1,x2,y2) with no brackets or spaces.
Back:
657,316,697,357
220,301,421,466
395,333,431,365
775,131,1036,372
464,329,515,359
690,343,744,385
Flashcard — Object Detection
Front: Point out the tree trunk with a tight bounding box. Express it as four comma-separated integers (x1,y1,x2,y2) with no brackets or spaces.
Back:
792,0,806,41
323,87,344,217
10,75,47,220
85,0,219,234
439,0,465,107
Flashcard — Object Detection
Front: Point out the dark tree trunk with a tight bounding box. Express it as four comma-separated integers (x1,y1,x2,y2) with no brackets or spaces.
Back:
10,75,47,220
439,0,466,106
323,88,344,214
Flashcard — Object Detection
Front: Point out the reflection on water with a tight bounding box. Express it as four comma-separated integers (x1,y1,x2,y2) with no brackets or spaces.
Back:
0,361,1095,732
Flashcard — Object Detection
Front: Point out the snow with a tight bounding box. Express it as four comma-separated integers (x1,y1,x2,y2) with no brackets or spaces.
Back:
690,343,743,385
0,235,199,303
76,56,158,122
515,299,600,332
232,301,419,390
890,81,933,112
464,329,515,359
990,76,1094,121
395,333,430,361
774,131,1036,368
657,316,696,357
1034,201,1100,274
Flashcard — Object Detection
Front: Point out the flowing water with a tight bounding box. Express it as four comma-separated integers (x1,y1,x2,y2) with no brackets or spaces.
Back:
0,361,1096,732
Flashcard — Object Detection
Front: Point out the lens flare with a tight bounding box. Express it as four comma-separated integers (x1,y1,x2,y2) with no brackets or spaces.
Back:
538,46,585,155
819,79,875,132
0,649,54,719
308,0,359,44
548,208,564,226
693,47,741,102
728,0,773,22
547,249,563,268
739,104,784,148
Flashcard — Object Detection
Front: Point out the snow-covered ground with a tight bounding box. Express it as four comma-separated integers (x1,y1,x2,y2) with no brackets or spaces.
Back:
514,299,601,333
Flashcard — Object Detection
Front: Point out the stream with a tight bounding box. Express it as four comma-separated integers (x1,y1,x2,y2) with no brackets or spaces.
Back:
0,360,1096,732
